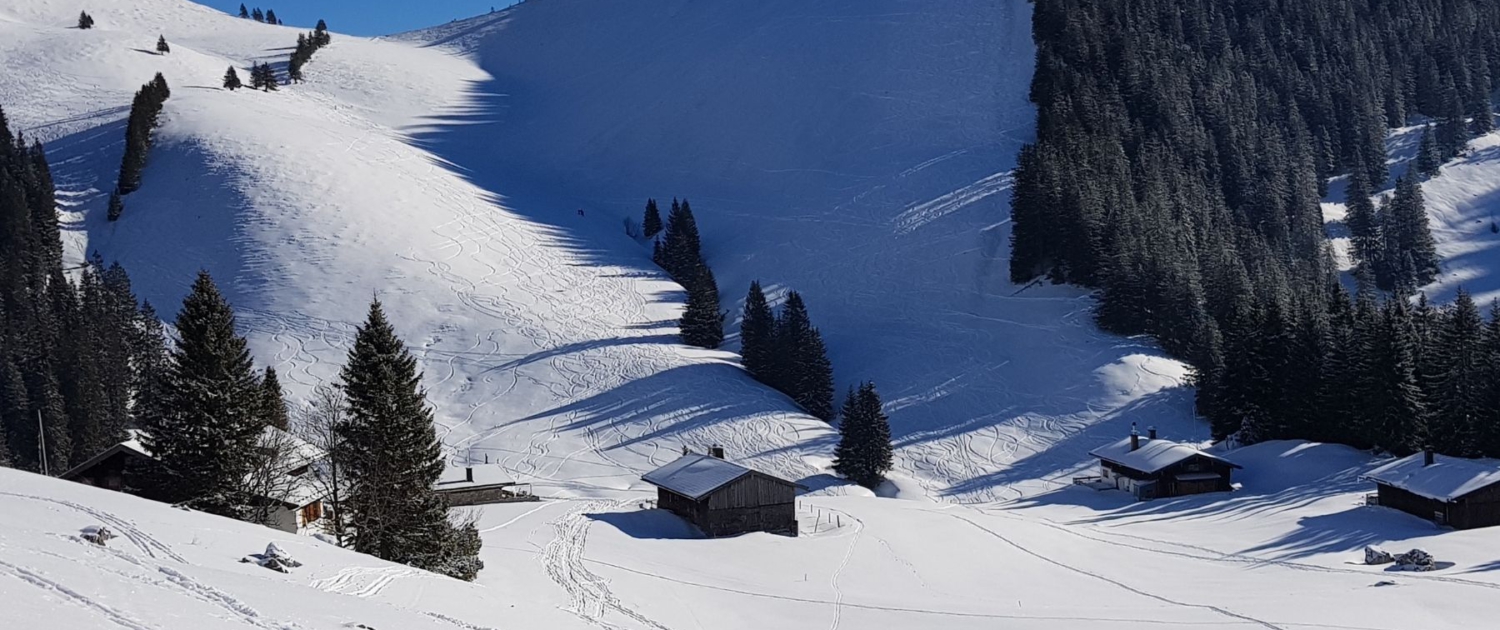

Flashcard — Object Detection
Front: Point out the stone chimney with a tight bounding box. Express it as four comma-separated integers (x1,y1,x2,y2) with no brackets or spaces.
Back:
1129,423,1140,452
1147,426,1157,440
1423,448,1435,467
709,445,725,459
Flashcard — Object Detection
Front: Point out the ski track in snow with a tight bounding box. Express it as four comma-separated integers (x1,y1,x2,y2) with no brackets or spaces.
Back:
0,557,160,630
0,492,187,563
310,566,422,598
542,501,671,629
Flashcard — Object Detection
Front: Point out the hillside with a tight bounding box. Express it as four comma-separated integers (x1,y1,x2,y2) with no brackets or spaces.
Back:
393,0,1202,502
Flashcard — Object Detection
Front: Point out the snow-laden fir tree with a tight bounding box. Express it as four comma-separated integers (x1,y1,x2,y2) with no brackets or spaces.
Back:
156,35,170,54
833,382,892,489
679,266,724,349
139,271,264,516
223,66,243,91
1428,288,1485,456
1414,124,1441,179
260,366,289,431
739,281,775,382
642,198,662,239
338,299,482,579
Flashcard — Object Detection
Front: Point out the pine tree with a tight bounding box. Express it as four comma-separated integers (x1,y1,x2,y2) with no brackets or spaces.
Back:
1344,169,1380,267
252,8,264,22
258,64,278,91
139,272,264,515
642,198,662,238
339,299,476,578
156,35,170,54
77,12,94,29
1480,301,1500,457
239,4,249,19
265,9,278,25
131,301,169,429
740,281,775,382
260,366,289,431
774,292,835,421
223,66,243,91
832,382,893,489
1429,288,1486,455
1387,175,1440,287
679,266,724,349
107,191,123,221
1414,124,1441,179
659,198,703,281
314,19,331,47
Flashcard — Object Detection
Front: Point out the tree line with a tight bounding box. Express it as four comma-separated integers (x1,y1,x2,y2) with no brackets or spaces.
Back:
1012,0,1500,455
239,5,282,25
0,109,481,579
111,74,170,220
640,199,889,485
223,20,331,92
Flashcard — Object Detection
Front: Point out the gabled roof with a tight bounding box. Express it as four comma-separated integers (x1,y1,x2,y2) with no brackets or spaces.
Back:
1364,452,1500,502
59,430,153,480
1089,437,1239,475
641,454,752,500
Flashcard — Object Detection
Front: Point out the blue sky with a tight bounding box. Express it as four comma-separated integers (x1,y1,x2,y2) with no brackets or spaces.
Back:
198,0,519,36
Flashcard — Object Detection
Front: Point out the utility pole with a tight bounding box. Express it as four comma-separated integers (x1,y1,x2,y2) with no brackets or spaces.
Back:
37,409,48,476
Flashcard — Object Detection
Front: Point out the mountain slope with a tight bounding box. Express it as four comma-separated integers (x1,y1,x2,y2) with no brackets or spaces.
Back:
394,0,1202,502
0,0,834,495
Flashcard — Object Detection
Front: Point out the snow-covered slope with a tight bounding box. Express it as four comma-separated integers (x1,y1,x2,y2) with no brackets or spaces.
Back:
0,467,590,629
0,0,836,498
391,0,1202,502
11,443,1498,630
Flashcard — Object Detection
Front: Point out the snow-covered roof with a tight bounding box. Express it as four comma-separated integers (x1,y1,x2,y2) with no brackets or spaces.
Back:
1364,452,1500,502
641,454,752,500
1089,437,1239,474
436,465,515,490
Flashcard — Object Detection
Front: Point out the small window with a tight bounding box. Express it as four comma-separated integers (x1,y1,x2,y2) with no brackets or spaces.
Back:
300,501,323,523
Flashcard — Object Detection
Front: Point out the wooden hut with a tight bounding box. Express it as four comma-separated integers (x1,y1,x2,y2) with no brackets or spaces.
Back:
434,465,535,506
1087,425,1240,500
641,448,798,537
1364,450,1500,530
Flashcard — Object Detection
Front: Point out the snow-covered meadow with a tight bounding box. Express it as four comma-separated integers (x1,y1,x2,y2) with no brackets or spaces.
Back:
4,0,1500,628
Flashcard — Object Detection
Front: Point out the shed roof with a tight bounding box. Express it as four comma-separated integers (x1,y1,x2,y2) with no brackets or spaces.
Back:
435,465,515,490
1364,452,1500,502
1089,437,1239,474
641,454,752,500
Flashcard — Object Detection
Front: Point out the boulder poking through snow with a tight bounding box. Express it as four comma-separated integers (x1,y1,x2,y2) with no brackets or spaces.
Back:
80,526,115,546
1363,546,1394,565
1391,549,1437,572
241,542,304,573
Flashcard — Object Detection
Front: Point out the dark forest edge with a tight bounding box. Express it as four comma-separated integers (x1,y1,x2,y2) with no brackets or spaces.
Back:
1011,0,1500,457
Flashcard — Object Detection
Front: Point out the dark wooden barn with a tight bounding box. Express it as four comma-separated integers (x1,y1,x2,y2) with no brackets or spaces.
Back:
1087,425,1241,500
1364,450,1500,530
642,449,799,537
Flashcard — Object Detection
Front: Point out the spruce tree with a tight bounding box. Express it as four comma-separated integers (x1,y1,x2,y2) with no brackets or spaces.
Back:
339,299,475,577
77,12,94,29
1344,169,1380,268
261,366,289,431
1388,175,1440,287
265,9,278,25
679,266,724,349
314,19,331,47
223,66,243,91
659,198,703,281
774,292,835,421
131,301,170,429
1414,124,1441,179
252,8,264,22
1480,301,1500,457
740,281,775,382
832,382,893,489
107,191,123,221
140,271,263,515
1429,289,1486,455
642,198,662,238
239,4,250,18
156,35,170,54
